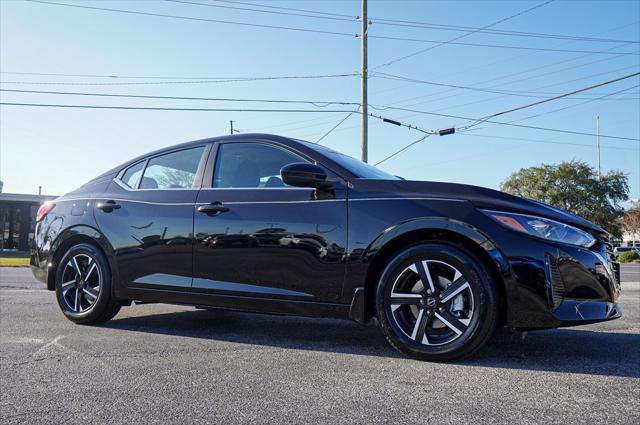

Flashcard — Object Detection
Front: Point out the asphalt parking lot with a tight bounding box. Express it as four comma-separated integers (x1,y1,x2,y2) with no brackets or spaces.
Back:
1,266,639,424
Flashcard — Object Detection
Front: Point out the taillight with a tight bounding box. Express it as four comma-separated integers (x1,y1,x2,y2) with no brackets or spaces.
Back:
36,203,55,222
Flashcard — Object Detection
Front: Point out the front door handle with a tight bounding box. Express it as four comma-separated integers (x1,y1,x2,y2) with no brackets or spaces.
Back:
96,200,121,213
197,202,229,215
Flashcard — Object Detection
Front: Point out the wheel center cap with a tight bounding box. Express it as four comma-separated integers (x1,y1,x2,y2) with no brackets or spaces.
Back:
426,297,437,308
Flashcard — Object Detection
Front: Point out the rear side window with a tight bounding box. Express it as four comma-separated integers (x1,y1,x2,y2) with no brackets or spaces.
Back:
139,147,205,189
120,161,145,188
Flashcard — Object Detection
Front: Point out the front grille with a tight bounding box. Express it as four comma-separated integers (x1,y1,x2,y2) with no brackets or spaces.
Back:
546,255,565,309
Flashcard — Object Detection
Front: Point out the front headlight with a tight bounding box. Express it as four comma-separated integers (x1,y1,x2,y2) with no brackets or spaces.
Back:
482,210,596,248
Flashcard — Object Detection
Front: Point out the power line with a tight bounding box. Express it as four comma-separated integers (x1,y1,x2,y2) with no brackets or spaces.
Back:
27,1,359,37
206,0,639,44
367,105,639,141
372,72,639,99
397,63,640,119
0,100,439,138
371,64,640,123
0,71,358,81
6,70,636,100
246,114,347,133
367,113,435,135
166,0,357,23
373,1,555,69
206,0,354,19
374,89,640,166
0,89,360,107
0,73,358,86
374,135,433,166
310,28,640,139
369,20,639,44
315,109,359,144
367,34,639,55
2,87,636,143
0,102,358,113
498,84,640,125
368,23,638,101
460,133,640,152
396,48,634,106
457,71,640,130
26,1,640,56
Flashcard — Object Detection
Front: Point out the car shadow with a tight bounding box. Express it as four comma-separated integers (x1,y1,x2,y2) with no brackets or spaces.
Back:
104,308,640,378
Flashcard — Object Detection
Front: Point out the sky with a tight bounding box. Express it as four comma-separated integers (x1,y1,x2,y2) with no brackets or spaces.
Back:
1,0,639,200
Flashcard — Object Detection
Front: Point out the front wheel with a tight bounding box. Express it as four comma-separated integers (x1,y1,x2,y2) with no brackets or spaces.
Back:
55,243,121,324
376,242,499,361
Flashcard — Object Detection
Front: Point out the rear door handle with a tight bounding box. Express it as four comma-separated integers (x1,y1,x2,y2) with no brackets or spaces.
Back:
96,200,121,212
197,202,229,215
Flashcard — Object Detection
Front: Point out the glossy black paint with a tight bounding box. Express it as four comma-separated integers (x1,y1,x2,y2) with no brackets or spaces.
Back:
31,133,621,329
281,162,331,189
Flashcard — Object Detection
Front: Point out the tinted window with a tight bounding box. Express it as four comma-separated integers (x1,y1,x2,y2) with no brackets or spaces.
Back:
140,147,205,189
120,161,145,188
213,143,308,188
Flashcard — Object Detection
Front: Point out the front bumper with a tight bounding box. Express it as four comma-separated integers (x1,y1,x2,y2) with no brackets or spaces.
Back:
488,225,622,329
554,300,622,326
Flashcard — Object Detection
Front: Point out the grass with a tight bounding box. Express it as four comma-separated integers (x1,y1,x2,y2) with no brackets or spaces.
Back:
0,257,30,267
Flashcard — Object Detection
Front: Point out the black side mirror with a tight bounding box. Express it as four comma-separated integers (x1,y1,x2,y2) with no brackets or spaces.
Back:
281,163,332,189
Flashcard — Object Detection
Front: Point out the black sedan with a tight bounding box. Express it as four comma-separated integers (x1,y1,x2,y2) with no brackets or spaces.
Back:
30,134,621,361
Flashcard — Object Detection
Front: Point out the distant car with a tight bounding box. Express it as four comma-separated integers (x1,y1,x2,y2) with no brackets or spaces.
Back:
30,134,621,361
614,246,640,258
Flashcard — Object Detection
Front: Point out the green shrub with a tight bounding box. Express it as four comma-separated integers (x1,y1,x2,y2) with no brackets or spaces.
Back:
618,250,640,263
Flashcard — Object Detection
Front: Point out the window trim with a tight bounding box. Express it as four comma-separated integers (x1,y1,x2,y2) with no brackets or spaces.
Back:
115,144,210,191
116,159,147,190
202,139,342,190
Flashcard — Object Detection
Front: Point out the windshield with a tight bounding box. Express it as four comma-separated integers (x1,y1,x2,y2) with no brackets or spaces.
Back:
298,141,399,180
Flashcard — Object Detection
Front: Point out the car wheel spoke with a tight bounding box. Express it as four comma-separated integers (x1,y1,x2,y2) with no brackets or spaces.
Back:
73,288,80,312
71,257,82,278
434,310,467,336
439,277,470,303
83,259,97,281
416,310,431,345
390,297,421,305
83,287,98,301
414,261,436,293
61,280,75,296
410,308,426,340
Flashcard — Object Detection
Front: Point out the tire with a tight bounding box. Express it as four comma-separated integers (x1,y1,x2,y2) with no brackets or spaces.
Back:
375,242,498,361
55,243,121,325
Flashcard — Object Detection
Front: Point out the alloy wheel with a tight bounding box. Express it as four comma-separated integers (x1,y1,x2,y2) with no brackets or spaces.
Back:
386,259,475,346
60,253,102,314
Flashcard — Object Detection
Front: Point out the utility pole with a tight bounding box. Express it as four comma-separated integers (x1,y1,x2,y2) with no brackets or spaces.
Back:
596,115,601,180
360,0,368,162
230,120,234,135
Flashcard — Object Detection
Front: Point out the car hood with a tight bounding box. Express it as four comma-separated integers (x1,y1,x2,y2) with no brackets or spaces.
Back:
354,179,606,234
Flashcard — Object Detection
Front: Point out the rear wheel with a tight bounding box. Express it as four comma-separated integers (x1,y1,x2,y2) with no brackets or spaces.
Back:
55,243,120,324
376,242,498,361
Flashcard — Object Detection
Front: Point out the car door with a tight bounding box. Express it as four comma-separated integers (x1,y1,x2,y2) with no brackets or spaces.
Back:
94,145,209,290
193,140,347,302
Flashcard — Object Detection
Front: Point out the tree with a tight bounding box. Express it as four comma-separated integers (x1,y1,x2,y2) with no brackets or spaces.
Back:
500,160,629,237
616,204,640,243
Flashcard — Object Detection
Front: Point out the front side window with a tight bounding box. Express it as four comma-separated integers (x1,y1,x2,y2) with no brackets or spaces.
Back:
120,161,145,188
297,140,399,180
139,147,205,189
213,143,309,188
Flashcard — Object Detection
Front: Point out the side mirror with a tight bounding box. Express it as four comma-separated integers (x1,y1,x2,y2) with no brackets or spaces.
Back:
281,163,331,189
